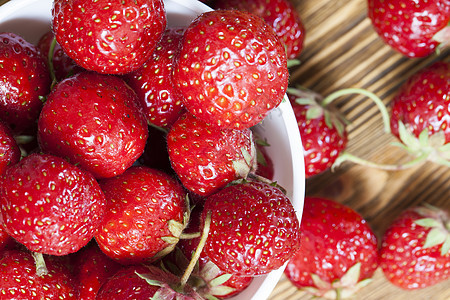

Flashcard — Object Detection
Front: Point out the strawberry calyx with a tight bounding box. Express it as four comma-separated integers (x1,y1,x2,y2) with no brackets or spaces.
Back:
303,263,372,300
414,205,450,256
232,133,258,179
287,86,349,137
154,195,194,260
135,266,203,300
433,22,450,55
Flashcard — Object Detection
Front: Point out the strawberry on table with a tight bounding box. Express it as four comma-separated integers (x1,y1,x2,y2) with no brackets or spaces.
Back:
52,0,166,74
287,87,348,178
200,180,301,276
284,197,379,299
380,204,450,290
95,166,187,264
0,250,77,299
213,0,306,59
0,32,51,134
173,9,289,130
167,112,257,196
389,61,450,168
37,71,148,179
368,0,450,58
0,153,106,256
125,27,186,129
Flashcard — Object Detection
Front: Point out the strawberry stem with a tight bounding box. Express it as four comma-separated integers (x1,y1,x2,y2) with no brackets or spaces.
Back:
32,252,48,277
333,151,428,171
180,210,212,288
48,37,58,90
321,88,391,134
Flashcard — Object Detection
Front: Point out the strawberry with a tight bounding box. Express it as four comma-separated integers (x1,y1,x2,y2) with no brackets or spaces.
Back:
95,166,187,264
37,71,148,179
287,87,348,178
125,27,186,129
173,9,289,130
200,180,301,276
52,0,166,75
284,197,379,299
0,222,13,251
174,215,254,299
368,0,450,58
0,120,21,175
389,61,450,168
213,0,306,59
72,242,121,299
96,264,202,300
0,32,51,134
0,249,77,299
37,30,84,81
0,153,106,256
379,204,450,289
167,112,257,196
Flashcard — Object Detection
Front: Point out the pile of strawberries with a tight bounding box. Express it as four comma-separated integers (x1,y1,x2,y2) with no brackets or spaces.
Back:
0,0,448,299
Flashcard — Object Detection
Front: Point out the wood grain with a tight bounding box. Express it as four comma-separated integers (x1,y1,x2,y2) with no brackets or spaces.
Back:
270,0,450,299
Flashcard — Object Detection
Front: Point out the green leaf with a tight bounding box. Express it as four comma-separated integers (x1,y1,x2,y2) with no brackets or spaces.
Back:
209,274,232,287
422,227,447,249
414,218,442,228
306,106,323,120
339,262,361,287
441,235,450,256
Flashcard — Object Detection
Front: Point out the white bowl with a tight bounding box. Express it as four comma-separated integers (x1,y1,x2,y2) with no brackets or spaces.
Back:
0,0,305,299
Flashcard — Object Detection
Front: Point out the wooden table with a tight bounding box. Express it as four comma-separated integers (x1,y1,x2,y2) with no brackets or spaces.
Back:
269,0,450,299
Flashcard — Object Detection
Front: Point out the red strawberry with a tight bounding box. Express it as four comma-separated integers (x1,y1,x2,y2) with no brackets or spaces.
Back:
173,9,289,130
52,0,166,74
287,87,348,178
368,0,450,58
173,206,254,299
37,71,148,179
0,222,14,251
73,242,121,300
284,197,379,299
167,112,257,196
0,32,51,134
125,27,186,129
200,180,301,276
379,204,450,289
37,30,84,81
0,153,106,256
213,0,306,59
95,166,187,264
97,264,202,300
0,249,77,299
0,121,21,175
389,61,450,167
